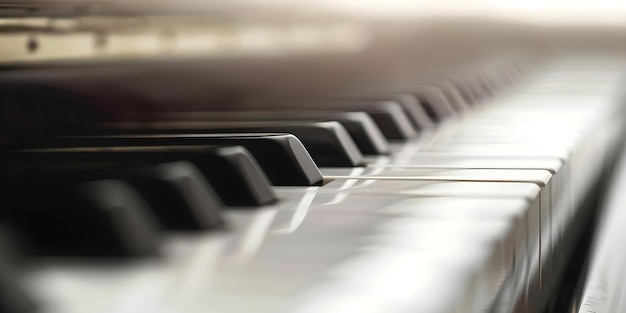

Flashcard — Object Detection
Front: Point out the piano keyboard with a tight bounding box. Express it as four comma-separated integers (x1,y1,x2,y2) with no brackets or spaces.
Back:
1,55,625,313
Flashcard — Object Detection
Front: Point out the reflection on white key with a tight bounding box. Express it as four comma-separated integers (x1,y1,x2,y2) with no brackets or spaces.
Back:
370,219,511,290
294,252,479,313
322,179,539,197
381,155,562,172
385,198,528,276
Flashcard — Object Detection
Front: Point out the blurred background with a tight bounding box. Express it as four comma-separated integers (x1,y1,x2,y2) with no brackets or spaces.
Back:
3,0,626,129
3,0,626,135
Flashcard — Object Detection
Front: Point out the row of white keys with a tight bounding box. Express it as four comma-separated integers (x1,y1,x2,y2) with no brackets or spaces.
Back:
320,170,550,311
193,189,528,313
24,186,526,313
318,59,626,311
421,67,625,288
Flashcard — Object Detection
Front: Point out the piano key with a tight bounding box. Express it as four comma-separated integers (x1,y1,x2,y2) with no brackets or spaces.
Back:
370,154,564,215
156,111,390,156
321,168,552,295
368,219,512,297
308,250,489,313
382,197,528,296
299,181,541,285
380,154,563,172
449,78,480,106
2,156,224,232
0,230,38,313
410,85,458,122
119,161,225,230
436,81,471,113
105,121,366,167
370,155,567,267
252,100,418,141
472,73,498,100
1,178,162,257
160,134,324,186
16,133,325,187
319,100,418,141
323,167,551,184
424,143,571,160
339,93,435,131
6,145,278,207
269,192,525,291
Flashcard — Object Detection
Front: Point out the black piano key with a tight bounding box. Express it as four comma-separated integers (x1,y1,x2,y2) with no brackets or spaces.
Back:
0,178,162,257
436,81,471,113
411,86,458,122
294,100,417,141
1,152,224,231
455,74,494,105
157,111,390,156
0,230,37,313
102,121,365,167
340,94,435,131
11,133,324,187
4,145,278,207
120,161,225,230
309,112,389,155
208,123,365,167
385,94,436,130
244,111,389,156
471,73,496,100
142,134,325,186
451,79,480,106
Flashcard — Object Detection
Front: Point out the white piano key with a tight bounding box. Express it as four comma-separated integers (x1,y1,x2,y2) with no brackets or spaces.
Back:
294,250,485,313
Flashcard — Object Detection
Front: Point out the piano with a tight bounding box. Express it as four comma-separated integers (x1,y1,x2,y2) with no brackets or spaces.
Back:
1,2,626,313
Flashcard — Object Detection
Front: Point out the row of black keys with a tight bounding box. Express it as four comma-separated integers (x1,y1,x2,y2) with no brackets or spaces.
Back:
1,136,319,257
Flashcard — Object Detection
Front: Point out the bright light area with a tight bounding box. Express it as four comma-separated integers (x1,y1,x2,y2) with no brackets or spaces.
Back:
230,0,626,25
